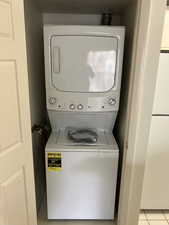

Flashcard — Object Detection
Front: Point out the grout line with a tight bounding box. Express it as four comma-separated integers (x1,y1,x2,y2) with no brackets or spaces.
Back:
165,214,169,225
139,210,149,222
144,211,151,223
139,210,169,225
144,210,149,221
143,210,150,223
147,220,150,225
163,210,169,224
163,210,168,221
139,211,151,225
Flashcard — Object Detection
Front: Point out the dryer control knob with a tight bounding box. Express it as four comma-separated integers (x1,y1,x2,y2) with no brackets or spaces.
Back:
108,98,116,105
49,97,56,105
77,104,83,110
69,104,75,110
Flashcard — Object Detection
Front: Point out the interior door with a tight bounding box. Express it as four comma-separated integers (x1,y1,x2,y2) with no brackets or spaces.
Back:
141,116,169,209
0,0,37,225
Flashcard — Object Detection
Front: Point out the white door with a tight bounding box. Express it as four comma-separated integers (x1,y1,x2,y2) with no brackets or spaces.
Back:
0,0,37,225
152,53,169,114
141,116,169,209
161,10,169,50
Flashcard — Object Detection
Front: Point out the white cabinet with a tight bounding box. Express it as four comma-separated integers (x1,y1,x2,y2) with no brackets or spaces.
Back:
161,10,169,50
153,53,169,114
141,116,169,209
142,12,169,208
142,53,169,209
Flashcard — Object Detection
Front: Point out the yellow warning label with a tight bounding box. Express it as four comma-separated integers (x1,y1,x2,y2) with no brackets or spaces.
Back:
48,152,62,172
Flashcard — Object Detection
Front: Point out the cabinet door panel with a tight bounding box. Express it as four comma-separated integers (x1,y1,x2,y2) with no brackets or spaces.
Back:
161,10,169,50
141,116,169,209
153,53,169,114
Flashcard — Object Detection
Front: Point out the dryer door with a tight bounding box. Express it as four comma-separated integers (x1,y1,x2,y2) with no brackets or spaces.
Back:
50,35,118,93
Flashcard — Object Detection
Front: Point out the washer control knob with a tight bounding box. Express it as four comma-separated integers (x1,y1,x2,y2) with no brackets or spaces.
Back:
49,97,56,105
77,104,83,110
69,104,75,110
108,98,116,105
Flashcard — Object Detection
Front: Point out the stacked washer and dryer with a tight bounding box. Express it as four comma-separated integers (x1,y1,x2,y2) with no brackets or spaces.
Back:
44,26,125,220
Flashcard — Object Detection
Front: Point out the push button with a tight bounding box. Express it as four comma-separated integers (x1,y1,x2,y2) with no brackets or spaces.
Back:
108,98,116,105
49,97,56,105
69,104,75,110
77,104,83,110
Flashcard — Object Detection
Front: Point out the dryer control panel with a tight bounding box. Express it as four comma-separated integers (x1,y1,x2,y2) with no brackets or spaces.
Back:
47,95,119,112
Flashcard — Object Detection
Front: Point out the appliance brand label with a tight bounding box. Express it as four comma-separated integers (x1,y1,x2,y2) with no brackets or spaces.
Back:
48,152,62,171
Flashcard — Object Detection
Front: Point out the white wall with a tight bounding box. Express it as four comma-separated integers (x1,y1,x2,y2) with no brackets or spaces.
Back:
114,3,138,150
43,13,122,25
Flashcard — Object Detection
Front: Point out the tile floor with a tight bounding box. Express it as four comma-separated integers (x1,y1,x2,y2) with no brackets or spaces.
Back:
38,201,169,225
139,210,169,225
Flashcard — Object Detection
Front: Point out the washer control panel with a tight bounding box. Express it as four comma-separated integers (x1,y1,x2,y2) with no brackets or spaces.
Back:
48,97,57,105
48,95,118,112
69,104,75,110
77,104,83,110
108,98,116,106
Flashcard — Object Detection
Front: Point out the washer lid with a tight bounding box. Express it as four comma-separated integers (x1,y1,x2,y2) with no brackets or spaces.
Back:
51,35,118,93
55,129,116,146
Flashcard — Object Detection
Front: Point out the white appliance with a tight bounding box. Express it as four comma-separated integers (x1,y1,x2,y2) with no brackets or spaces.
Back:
44,26,125,219
141,52,169,209
46,131,119,219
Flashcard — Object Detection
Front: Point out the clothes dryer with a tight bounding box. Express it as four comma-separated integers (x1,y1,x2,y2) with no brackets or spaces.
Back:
43,26,125,220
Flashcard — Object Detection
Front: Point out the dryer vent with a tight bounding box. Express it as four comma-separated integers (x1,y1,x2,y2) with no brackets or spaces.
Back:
101,13,112,25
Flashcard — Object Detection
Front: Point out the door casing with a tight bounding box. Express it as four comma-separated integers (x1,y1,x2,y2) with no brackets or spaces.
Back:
118,0,166,225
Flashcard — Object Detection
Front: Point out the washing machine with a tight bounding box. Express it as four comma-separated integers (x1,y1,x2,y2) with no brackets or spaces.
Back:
43,25,125,220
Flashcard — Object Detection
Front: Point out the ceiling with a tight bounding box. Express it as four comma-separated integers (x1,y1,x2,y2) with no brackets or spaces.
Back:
37,0,135,14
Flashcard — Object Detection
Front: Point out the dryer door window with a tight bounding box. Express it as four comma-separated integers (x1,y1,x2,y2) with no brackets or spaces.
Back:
51,35,118,93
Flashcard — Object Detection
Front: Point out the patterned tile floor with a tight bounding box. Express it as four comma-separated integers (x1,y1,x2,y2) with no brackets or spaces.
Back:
38,200,169,225
139,210,169,225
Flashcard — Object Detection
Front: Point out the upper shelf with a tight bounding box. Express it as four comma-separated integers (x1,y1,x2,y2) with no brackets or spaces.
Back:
37,0,135,14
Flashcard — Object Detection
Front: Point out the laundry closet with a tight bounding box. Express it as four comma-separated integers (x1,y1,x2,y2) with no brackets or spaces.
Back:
24,1,132,222
0,0,165,225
